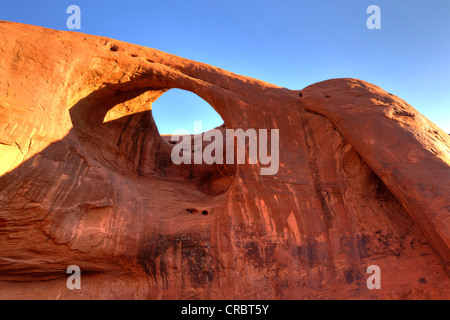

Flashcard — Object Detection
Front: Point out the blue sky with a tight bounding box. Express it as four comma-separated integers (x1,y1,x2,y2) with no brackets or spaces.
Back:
1,0,449,133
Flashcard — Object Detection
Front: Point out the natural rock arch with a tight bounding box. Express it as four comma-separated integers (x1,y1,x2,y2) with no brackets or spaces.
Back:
0,21,449,299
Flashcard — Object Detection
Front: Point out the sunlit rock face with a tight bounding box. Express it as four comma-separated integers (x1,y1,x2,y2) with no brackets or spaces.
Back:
0,21,449,299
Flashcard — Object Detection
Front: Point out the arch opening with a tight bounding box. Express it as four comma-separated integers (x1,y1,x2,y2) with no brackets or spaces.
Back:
151,88,224,135
69,84,235,196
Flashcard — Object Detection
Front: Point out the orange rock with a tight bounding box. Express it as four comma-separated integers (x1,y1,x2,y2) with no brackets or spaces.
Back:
0,21,448,299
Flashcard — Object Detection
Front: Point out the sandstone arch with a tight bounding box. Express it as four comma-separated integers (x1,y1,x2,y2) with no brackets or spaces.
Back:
0,21,449,299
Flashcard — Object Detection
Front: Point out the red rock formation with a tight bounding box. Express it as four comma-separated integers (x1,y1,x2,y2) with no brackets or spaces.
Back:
0,21,449,299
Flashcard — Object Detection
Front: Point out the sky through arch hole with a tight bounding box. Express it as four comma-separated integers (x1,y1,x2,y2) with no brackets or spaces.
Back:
152,88,224,135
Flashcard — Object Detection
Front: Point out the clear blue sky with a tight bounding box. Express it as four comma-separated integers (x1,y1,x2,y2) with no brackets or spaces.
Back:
1,0,449,134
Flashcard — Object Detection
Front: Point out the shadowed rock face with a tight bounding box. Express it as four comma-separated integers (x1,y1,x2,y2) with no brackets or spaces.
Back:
0,21,449,299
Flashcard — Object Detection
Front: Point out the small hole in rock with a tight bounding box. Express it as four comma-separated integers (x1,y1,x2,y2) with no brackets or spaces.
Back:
419,277,427,283
130,54,138,57
324,95,331,99
109,44,119,52
299,92,303,97
186,208,198,214
202,210,208,216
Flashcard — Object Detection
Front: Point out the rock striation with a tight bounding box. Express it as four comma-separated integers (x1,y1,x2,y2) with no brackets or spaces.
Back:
0,21,449,299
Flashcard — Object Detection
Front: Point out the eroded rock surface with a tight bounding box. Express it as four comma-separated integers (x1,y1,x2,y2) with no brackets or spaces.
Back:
0,21,449,299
